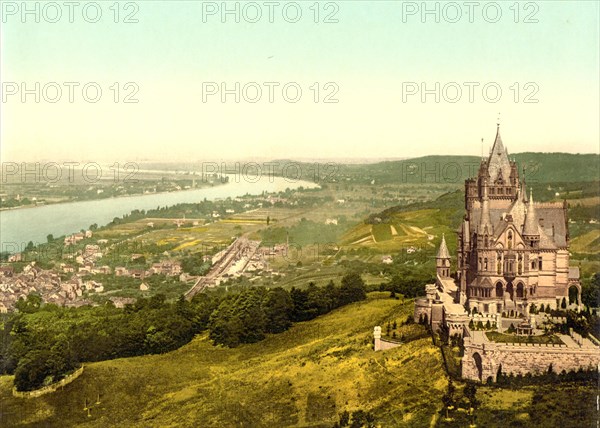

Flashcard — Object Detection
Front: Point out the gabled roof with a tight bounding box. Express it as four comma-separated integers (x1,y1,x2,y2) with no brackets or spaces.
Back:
469,198,567,248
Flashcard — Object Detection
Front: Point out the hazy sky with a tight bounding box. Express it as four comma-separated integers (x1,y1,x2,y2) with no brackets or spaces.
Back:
1,1,598,162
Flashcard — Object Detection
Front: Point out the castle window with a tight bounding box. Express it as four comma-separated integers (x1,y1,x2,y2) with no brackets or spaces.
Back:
538,256,543,270
517,254,523,275
497,254,502,274
508,231,513,249
484,258,488,271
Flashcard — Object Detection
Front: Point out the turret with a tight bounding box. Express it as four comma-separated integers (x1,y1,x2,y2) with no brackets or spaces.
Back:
462,218,470,250
436,234,451,278
521,167,528,202
523,189,539,247
478,180,493,238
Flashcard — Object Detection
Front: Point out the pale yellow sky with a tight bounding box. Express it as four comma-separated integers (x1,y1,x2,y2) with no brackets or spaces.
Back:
1,2,598,162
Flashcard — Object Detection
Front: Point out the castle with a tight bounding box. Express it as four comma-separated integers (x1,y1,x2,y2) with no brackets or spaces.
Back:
414,124,582,332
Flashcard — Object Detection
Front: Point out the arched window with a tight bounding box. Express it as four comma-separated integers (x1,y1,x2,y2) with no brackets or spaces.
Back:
507,231,513,249
516,283,524,299
495,282,503,298
517,254,523,275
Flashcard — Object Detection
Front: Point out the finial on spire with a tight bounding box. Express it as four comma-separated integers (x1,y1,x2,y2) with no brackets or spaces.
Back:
481,138,484,159
497,112,501,128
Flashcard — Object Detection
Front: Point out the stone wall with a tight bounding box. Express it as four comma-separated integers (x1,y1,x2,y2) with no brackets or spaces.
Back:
373,326,402,351
375,338,402,351
13,366,84,398
462,339,600,382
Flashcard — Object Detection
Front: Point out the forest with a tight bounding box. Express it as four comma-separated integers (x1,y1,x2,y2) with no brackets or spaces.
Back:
0,273,367,392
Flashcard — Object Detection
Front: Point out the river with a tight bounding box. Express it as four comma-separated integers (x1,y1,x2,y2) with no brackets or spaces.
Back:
0,175,318,253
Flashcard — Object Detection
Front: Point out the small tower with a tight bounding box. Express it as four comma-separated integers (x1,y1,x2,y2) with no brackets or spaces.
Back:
523,189,539,248
436,234,451,278
478,179,493,240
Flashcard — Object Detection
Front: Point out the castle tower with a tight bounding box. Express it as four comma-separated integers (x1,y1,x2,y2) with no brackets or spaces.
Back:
478,180,493,238
436,234,451,278
523,189,539,248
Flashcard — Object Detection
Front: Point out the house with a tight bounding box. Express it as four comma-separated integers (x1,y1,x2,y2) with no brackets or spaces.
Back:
382,255,393,265
115,267,129,277
325,218,338,225
0,266,14,277
110,297,136,308
147,222,155,228
61,264,75,273
130,269,145,280
139,282,150,291
8,253,22,262
96,265,111,275
85,230,93,238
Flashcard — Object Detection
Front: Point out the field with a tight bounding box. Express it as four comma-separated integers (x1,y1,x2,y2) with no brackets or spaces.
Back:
1,293,597,427
570,229,600,254
0,293,447,427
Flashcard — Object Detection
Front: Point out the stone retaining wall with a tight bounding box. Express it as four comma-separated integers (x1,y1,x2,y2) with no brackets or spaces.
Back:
12,366,84,398
462,340,599,382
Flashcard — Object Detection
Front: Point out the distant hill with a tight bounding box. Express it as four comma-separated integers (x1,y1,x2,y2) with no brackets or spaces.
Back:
269,153,598,185
335,153,600,185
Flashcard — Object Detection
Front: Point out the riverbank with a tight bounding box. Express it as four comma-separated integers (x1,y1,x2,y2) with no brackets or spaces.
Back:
0,176,319,251
0,181,227,212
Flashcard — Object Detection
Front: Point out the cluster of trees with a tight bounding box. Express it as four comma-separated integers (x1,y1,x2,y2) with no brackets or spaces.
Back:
495,364,597,387
332,409,376,428
440,379,480,422
209,274,366,347
1,293,219,391
180,253,212,276
385,275,432,299
468,319,496,331
1,274,366,391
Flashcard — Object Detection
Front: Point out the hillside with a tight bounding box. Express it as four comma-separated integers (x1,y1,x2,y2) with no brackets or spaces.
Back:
281,153,599,185
0,294,447,427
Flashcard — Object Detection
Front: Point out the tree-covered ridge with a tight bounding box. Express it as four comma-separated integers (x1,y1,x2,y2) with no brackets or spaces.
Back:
0,273,367,392
269,153,599,185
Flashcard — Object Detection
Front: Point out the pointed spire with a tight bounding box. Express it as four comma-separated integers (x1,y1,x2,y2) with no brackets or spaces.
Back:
521,166,528,202
523,188,538,236
491,123,504,155
437,234,450,259
487,123,511,184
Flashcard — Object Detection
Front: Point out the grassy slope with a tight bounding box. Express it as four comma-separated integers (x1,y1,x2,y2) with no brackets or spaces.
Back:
0,293,446,428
